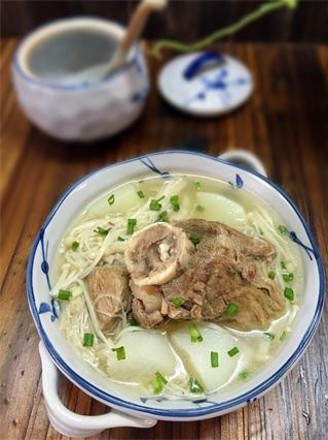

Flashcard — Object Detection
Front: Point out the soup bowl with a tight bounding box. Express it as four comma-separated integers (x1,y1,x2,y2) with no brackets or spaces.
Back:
26,151,325,437
12,17,149,142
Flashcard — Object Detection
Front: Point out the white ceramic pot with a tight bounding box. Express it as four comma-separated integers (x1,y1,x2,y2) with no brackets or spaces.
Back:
26,151,325,437
12,18,149,142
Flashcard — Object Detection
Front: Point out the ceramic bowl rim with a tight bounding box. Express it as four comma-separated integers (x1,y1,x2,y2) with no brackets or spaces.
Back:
26,150,326,418
12,16,143,91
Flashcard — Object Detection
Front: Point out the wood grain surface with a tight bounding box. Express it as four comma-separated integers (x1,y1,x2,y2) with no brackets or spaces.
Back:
0,39,327,440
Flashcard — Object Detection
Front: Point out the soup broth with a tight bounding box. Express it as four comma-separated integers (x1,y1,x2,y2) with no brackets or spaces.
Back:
53,174,303,398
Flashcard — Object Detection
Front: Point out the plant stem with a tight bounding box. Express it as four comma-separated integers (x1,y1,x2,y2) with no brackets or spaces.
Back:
149,1,285,58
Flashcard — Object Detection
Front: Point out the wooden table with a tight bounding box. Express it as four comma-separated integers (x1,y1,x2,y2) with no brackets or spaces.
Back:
1,40,327,440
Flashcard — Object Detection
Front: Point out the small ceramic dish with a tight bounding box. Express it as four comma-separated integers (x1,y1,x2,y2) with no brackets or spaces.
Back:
27,151,325,437
12,17,149,141
158,52,253,116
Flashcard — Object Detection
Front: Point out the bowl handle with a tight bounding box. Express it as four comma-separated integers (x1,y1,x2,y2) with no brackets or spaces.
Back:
218,150,268,177
39,342,157,438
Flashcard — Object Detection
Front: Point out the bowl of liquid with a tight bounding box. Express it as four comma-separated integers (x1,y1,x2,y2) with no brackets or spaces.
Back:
26,151,325,437
12,17,149,142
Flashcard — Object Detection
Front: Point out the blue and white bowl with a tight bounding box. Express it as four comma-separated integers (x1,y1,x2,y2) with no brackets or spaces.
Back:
26,151,325,437
12,18,149,142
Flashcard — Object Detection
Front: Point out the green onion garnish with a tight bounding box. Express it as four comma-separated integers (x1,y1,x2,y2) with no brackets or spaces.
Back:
94,226,109,236
194,181,202,190
155,371,168,385
149,196,165,211
190,233,202,245
127,219,137,235
280,260,287,270
156,211,169,222
282,272,294,282
279,330,288,341
108,194,115,206
227,347,240,357
128,317,139,326
278,225,288,235
228,268,237,277
239,369,250,380
196,204,204,212
284,287,294,301
170,195,180,212
112,346,126,361
172,297,183,308
152,371,168,394
189,323,203,343
117,236,125,242
58,289,72,300
210,351,219,368
71,241,79,251
268,271,276,280
264,332,275,340
137,190,145,199
83,333,94,347
224,303,239,317
189,377,205,393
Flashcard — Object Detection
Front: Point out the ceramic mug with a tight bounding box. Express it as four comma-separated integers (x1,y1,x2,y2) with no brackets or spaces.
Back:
12,17,149,142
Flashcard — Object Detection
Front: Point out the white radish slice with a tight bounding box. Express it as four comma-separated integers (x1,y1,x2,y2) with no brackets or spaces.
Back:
107,330,179,389
193,192,247,229
89,183,143,217
170,323,242,393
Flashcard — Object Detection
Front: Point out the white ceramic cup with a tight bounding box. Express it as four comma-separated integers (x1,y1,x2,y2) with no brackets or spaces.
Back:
12,17,149,142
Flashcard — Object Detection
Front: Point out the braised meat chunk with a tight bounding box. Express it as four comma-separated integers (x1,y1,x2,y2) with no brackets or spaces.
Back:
125,219,286,331
86,264,130,333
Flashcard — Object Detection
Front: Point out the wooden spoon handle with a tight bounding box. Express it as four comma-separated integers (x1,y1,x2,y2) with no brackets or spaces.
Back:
120,0,167,53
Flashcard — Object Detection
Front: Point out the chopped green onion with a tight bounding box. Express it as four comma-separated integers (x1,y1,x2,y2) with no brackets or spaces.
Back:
278,225,288,235
83,333,94,347
117,236,125,242
58,289,72,301
128,317,139,326
189,323,203,342
228,268,237,277
170,195,180,212
224,303,239,317
189,377,205,393
268,271,276,280
190,233,202,245
284,287,294,301
280,260,287,270
196,204,205,212
264,332,275,340
172,297,183,308
239,369,250,380
127,219,137,235
112,346,126,360
227,346,240,357
152,371,168,394
210,351,219,368
149,196,165,211
137,190,145,199
108,194,115,206
194,181,202,190
156,211,169,222
94,226,109,236
155,371,168,385
71,241,79,251
279,330,288,341
282,272,294,282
